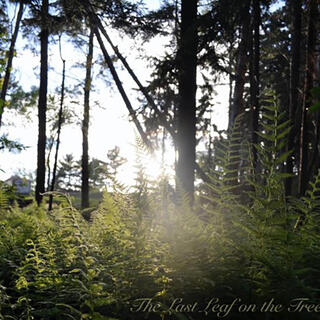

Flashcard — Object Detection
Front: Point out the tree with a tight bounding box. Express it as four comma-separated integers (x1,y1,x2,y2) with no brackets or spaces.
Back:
81,27,94,209
107,146,127,178
285,0,302,196
56,154,81,191
298,0,318,196
0,0,24,128
249,0,261,167
48,44,66,211
175,0,198,203
88,158,109,190
228,0,251,131
35,0,49,205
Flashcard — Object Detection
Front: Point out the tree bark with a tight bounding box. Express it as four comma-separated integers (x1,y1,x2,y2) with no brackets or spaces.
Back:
285,0,302,196
249,0,260,168
81,28,93,210
307,1,320,180
35,0,49,205
227,1,250,187
228,41,234,120
228,0,251,131
0,0,24,128
176,0,198,203
298,0,317,196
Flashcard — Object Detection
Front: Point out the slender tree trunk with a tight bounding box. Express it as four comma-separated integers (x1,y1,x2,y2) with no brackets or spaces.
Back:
228,0,251,131
250,0,260,167
46,134,56,191
227,0,250,187
176,0,198,203
285,0,302,196
35,0,49,205
48,59,66,211
228,42,233,119
307,2,320,179
0,0,24,128
81,28,94,210
298,0,317,196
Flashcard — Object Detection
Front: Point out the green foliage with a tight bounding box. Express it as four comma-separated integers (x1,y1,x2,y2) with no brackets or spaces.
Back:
1,93,320,319
308,87,320,112
0,134,26,152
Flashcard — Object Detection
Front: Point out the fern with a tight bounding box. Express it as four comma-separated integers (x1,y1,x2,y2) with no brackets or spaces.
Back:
233,92,316,306
2,92,320,319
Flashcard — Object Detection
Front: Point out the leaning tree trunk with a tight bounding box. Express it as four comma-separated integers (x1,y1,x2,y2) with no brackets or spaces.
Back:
176,0,198,204
81,28,94,210
35,0,49,205
285,0,302,196
298,0,317,196
0,0,24,128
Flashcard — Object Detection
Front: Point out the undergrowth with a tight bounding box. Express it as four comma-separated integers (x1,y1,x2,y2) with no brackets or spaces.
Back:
1,93,320,319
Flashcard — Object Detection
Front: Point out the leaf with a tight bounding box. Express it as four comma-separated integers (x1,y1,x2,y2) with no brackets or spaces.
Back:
308,101,320,113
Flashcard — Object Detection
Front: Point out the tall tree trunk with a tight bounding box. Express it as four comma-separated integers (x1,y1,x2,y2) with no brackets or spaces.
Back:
228,0,251,131
250,0,260,168
285,0,302,196
228,41,234,119
298,0,317,196
0,0,24,128
81,28,94,210
227,0,250,187
307,2,320,179
35,0,49,205
176,0,198,203
48,59,66,211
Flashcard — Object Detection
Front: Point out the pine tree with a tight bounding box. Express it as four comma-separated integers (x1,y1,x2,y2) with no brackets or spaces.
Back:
35,0,49,205
0,0,24,128
176,0,198,203
81,27,94,209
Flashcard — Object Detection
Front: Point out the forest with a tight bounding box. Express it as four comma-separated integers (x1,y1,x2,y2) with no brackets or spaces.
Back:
0,0,320,319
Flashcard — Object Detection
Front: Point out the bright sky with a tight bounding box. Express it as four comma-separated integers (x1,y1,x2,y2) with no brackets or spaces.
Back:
0,0,229,187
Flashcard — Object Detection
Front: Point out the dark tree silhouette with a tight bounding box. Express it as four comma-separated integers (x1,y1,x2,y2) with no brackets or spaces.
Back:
0,0,24,128
81,28,94,209
228,0,251,131
249,0,261,167
48,43,66,211
35,0,49,205
176,0,198,203
298,0,318,196
285,0,302,196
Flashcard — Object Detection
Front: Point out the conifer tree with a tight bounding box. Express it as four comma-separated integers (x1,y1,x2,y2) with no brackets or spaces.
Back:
0,0,24,128
285,0,302,196
81,27,94,209
35,0,49,205
176,0,198,203
298,0,318,196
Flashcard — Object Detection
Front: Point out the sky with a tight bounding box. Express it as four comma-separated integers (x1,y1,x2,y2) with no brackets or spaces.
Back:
0,0,229,187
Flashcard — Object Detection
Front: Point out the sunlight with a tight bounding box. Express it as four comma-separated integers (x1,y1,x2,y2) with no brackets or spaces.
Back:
144,153,166,180
138,146,176,182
